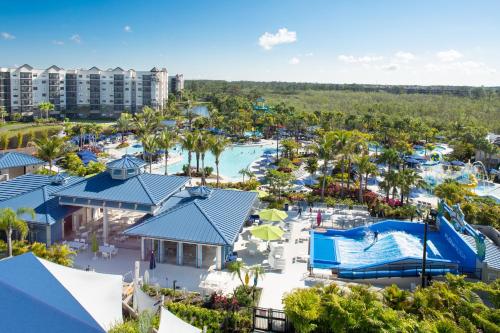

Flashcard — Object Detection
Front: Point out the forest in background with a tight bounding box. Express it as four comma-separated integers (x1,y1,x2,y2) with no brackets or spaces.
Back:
185,80,500,133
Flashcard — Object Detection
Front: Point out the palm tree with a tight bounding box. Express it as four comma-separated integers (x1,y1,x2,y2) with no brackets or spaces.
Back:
115,113,132,143
399,169,427,204
157,130,178,175
34,136,64,172
194,132,210,185
227,260,247,286
0,106,8,123
316,133,332,201
239,168,248,183
180,132,196,178
378,148,400,200
38,101,54,120
356,154,373,203
333,131,350,198
249,264,265,299
209,135,230,187
0,207,35,257
141,134,158,173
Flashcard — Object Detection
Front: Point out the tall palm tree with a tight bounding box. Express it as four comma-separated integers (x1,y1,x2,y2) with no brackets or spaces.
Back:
141,134,158,173
316,133,332,201
195,132,210,185
34,136,64,172
356,154,374,203
399,169,427,204
209,135,230,187
227,260,247,286
115,113,132,143
0,106,8,123
378,148,400,200
333,131,350,198
38,101,54,120
0,207,35,257
157,130,178,175
180,132,196,178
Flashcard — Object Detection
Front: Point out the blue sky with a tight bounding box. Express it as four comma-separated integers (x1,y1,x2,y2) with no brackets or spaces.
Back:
1,0,499,85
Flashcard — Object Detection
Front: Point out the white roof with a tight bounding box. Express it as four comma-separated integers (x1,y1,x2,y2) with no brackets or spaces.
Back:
158,307,201,333
40,257,123,330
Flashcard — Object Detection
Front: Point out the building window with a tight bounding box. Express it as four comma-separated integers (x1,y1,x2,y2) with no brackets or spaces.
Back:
42,81,46,84
60,87,64,90
42,93,46,97
33,87,37,91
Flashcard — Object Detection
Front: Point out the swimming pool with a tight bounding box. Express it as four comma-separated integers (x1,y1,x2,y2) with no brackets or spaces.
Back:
114,142,275,181
311,220,468,278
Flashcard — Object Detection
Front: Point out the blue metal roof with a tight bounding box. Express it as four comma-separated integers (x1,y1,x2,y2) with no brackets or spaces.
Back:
0,151,44,170
0,174,83,225
125,189,258,246
0,253,104,333
106,154,146,169
53,172,189,207
0,174,56,201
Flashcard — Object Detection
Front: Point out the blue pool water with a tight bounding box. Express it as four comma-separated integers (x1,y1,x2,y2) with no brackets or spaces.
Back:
311,221,466,276
116,142,274,181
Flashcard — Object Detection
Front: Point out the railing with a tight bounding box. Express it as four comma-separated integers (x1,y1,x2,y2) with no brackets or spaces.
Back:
253,307,293,333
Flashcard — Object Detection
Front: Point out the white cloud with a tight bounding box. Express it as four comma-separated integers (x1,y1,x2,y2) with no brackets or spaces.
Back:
425,60,496,75
289,57,300,65
259,28,297,50
338,54,383,64
380,63,400,71
305,52,314,57
124,25,132,33
1,32,15,40
395,51,415,62
52,40,64,45
70,34,81,43
436,49,463,62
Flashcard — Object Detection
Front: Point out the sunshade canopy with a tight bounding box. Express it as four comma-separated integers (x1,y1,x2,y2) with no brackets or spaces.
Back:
259,208,288,221
251,224,284,241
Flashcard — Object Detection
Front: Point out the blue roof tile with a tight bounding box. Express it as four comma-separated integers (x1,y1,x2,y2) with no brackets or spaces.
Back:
106,155,146,169
0,152,44,170
53,172,189,207
0,175,83,225
0,174,53,201
125,189,258,245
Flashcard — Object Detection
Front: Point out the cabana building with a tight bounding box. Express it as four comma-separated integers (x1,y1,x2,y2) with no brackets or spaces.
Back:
0,154,258,270
0,151,44,181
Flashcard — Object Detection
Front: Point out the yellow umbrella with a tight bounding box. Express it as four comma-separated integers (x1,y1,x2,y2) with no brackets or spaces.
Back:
251,189,269,198
250,225,284,241
259,208,288,222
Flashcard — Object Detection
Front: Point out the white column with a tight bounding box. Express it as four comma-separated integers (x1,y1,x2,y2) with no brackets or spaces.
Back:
103,207,109,244
140,237,145,260
159,240,165,263
196,244,203,268
216,246,223,270
177,242,183,265
46,226,52,246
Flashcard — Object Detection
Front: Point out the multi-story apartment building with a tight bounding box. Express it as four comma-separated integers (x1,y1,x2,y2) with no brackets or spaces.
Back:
168,74,184,94
0,64,169,118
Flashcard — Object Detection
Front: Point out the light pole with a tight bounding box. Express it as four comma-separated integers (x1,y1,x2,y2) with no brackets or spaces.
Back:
421,218,428,288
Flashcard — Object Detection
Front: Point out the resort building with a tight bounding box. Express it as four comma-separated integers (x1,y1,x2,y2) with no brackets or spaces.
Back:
0,151,44,181
0,64,169,119
0,155,258,270
168,74,184,94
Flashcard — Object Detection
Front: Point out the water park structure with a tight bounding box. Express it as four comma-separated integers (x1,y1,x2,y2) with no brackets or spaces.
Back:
310,200,500,281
